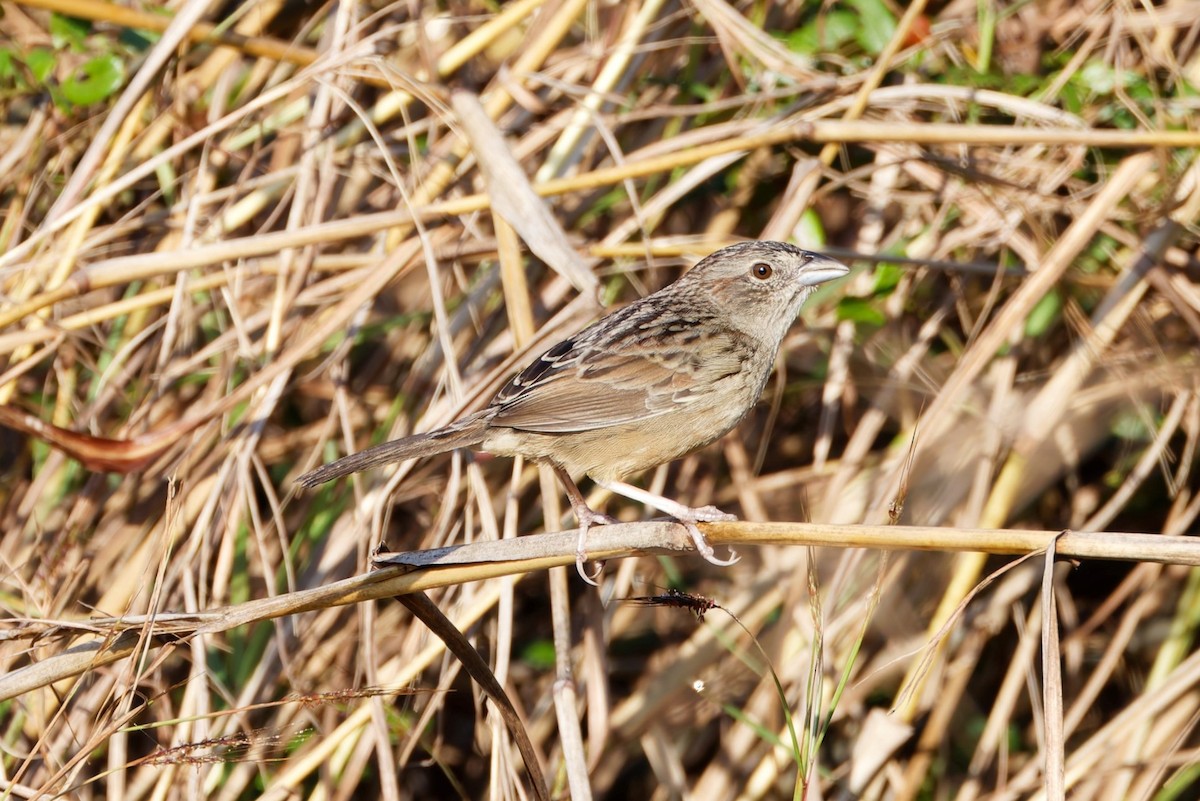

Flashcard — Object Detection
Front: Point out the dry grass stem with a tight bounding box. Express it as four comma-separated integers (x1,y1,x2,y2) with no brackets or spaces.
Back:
3,0,1198,797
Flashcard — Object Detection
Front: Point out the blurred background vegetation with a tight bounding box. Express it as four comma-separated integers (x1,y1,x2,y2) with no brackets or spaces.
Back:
1,0,1199,798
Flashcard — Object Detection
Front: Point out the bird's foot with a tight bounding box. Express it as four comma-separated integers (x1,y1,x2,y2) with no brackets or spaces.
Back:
593,479,741,568
574,508,619,585
674,506,739,566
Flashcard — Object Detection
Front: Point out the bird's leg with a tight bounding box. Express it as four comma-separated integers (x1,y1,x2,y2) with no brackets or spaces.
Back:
595,479,739,567
551,465,617,584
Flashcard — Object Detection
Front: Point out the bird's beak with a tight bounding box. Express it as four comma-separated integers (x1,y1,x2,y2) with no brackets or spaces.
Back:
798,253,851,287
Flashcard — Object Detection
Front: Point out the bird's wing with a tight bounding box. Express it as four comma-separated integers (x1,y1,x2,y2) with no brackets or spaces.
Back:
489,306,749,434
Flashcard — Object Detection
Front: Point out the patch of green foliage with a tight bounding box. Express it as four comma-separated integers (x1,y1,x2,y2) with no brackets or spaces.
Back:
0,12,149,110
785,0,898,58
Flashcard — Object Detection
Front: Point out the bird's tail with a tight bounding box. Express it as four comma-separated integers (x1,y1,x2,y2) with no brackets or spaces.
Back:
296,412,489,487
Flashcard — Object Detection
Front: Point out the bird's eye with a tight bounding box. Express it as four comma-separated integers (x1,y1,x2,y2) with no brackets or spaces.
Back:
750,262,773,280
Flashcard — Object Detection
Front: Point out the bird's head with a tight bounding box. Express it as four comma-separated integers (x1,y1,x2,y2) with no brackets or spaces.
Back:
684,241,850,336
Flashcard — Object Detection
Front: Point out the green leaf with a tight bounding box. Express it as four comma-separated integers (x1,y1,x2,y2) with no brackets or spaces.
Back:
686,81,716,103
872,263,904,295
1078,60,1121,94
49,13,91,51
786,10,858,55
1111,410,1151,442
836,296,886,326
0,48,16,81
521,640,556,670
24,48,57,83
846,0,898,56
61,53,125,105
794,208,827,249
119,27,158,51
1024,288,1061,338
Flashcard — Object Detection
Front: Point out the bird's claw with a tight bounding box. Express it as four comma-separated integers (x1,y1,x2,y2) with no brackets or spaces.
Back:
575,510,618,585
677,509,739,566
573,500,740,581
